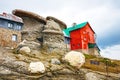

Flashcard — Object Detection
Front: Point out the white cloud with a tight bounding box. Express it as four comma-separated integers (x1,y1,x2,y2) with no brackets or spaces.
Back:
101,44,120,60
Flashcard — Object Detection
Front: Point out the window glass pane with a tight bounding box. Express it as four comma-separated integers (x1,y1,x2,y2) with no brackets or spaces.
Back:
16,25,22,30
12,34,17,41
8,23,14,29
18,25,22,30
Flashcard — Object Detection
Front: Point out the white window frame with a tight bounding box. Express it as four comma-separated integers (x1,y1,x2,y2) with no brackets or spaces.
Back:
8,22,14,29
12,34,17,41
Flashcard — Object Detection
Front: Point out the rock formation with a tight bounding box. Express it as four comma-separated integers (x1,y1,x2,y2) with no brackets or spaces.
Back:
42,16,67,53
13,9,67,53
64,51,85,68
12,9,46,42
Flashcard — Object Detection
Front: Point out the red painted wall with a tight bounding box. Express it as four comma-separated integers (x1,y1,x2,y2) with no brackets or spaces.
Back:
70,23,95,50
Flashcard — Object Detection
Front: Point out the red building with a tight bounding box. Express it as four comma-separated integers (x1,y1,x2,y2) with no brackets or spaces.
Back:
63,22,100,56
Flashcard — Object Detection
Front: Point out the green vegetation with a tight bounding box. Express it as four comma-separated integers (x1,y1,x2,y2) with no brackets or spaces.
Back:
83,54,96,59
83,53,120,73
99,58,118,67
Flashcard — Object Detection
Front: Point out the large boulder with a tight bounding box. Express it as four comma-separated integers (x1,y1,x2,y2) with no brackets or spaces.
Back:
64,51,85,68
28,62,45,73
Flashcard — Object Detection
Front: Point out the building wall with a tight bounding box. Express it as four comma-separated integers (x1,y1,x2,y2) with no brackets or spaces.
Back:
70,29,82,50
0,18,23,31
70,23,95,50
0,27,21,48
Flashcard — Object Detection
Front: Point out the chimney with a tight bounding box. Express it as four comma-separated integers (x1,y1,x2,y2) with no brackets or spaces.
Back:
3,12,7,16
72,23,77,27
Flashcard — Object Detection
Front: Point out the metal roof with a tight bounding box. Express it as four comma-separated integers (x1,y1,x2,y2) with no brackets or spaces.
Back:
0,13,23,23
63,22,88,37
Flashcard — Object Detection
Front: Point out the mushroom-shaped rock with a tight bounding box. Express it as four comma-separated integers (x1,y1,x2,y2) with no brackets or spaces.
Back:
42,19,63,35
46,16,67,30
12,9,46,42
28,62,45,73
12,9,46,24
64,51,85,68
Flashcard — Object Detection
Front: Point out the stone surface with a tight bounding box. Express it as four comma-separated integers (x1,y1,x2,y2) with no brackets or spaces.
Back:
51,58,61,65
18,40,40,49
20,17,45,41
50,64,63,71
64,51,85,68
28,62,45,73
0,47,119,80
85,72,105,80
44,20,62,33
19,46,31,53
42,19,66,53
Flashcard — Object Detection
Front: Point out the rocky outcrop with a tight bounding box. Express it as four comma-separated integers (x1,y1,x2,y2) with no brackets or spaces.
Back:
13,9,67,53
13,9,46,42
42,19,66,53
0,47,119,80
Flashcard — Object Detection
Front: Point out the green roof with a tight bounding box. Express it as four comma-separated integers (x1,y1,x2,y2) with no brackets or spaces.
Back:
63,22,88,37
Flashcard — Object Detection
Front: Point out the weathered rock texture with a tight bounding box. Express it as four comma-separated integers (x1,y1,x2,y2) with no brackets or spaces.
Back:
28,62,45,73
0,27,21,48
0,47,120,80
13,9,46,42
13,9,67,53
42,18,66,53
46,16,67,30
19,46,31,53
64,51,85,68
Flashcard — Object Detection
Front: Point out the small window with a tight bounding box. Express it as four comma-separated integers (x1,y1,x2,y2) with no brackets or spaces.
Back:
8,23,14,29
72,44,75,46
78,43,80,46
12,34,17,41
84,37,87,41
83,31,86,34
16,25,22,30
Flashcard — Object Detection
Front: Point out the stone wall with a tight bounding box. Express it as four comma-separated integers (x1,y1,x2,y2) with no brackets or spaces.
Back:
21,17,44,41
0,27,21,48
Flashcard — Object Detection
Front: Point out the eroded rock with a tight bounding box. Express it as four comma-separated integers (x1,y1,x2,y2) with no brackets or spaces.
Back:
51,58,61,65
64,51,85,68
19,46,31,53
28,62,45,73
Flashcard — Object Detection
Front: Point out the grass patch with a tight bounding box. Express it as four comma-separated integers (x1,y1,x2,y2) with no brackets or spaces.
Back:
84,54,96,59
83,54,120,73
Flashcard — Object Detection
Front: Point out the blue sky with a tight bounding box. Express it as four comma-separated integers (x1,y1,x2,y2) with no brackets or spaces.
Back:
0,0,120,60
